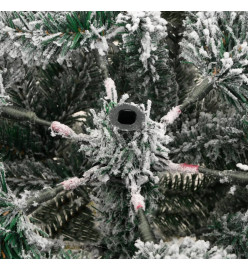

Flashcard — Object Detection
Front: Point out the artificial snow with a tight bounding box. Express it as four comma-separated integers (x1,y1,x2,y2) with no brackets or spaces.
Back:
133,237,236,259
50,121,76,138
236,163,248,171
161,106,181,124
221,52,233,69
0,72,5,96
180,11,248,104
229,185,236,195
166,161,199,174
90,25,109,56
0,72,9,103
61,177,82,190
140,32,152,71
131,190,145,212
104,78,118,103
117,11,168,81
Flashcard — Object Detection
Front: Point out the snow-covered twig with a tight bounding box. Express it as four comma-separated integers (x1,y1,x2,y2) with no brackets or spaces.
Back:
161,106,181,125
162,77,214,122
50,121,76,138
131,191,145,212
61,177,82,191
166,161,199,174
165,162,248,184
104,78,118,103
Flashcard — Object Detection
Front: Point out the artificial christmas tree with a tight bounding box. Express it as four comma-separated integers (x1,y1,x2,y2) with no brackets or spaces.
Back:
1,11,248,259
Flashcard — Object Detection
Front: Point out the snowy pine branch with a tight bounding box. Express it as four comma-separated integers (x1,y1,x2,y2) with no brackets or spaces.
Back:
169,111,247,168
0,11,120,67
133,237,236,259
207,210,248,258
116,11,178,118
180,12,248,110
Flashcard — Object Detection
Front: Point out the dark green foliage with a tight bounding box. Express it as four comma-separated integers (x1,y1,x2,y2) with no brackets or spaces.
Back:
1,48,104,162
114,35,178,120
0,119,42,161
32,51,104,124
1,11,248,259
168,111,248,170
50,248,97,259
31,186,99,244
92,180,160,258
4,159,71,195
180,12,248,111
206,210,248,258
0,204,40,259
155,172,222,239
161,11,197,104
5,51,104,122
0,11,120,66
0,164,43,259
0,162,98,259
213,185,248,216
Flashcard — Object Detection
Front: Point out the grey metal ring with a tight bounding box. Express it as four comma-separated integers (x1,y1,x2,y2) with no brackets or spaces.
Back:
109,103,146,131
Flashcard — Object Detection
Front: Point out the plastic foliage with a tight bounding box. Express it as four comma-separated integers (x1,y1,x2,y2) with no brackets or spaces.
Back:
133,237,236,259
180,12,248,110
0,11,120,67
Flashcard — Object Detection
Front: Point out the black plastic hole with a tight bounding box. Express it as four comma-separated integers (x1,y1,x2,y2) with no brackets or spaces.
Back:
118,110,137,125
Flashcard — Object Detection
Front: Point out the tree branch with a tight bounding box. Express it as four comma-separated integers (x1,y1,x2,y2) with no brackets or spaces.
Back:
25,185,64,215
180,77,214,111
24,176,126,216
93,49,109,80
137,208,156,243
1,106,51,127
199,166,248,185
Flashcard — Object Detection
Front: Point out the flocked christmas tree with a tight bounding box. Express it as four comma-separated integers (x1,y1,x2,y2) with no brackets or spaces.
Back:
1,11,248,259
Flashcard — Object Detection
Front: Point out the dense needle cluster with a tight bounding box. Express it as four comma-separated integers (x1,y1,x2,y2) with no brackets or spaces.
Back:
1,11,248,259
